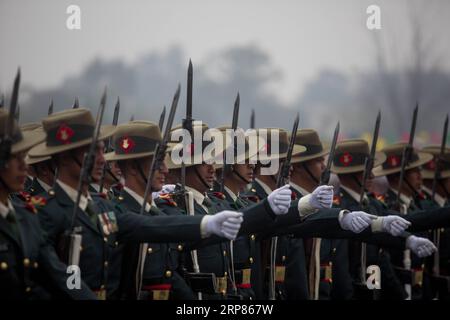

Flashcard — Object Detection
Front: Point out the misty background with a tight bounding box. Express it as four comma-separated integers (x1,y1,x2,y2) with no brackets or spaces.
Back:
1,0,450,147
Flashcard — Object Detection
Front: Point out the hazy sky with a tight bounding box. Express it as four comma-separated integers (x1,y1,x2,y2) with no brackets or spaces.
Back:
1,0,450,104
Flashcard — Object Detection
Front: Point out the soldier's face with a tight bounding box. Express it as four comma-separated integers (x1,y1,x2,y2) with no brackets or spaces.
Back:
152,160,168,191
0,151,27,193
196,163,215,187
91,141,106,183
306,157,325,181
405,167,422,192
233,163,255,183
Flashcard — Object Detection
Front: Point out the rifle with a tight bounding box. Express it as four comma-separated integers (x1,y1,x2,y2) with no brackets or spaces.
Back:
15,104,20,122
220,92,240,192
99,97,120,192
0,68,20,169
269,114,299,300
431,114,448,278
61,88,107,266
0,94,4,109
396,104,419,207
320,122,340,185
358,111,381,295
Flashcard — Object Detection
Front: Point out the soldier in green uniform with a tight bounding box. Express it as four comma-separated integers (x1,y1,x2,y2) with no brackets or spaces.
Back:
373,143,435,299
104,120,196,300
0,109,96,300
420,146,450,299
27,108,244,300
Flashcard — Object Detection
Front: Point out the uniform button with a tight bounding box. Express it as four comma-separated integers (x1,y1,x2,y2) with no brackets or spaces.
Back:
33,262,39,269
25,287,31,293
177,244,183,251
0,262,8,270
251,189,256,192
104,261,109,268
223,250,227,256
48,190,55,196
115,241,119,246
333,248,337,253
23,258,30,267
441,228,445,233
147,247,153,254
165,270,172,278
250,234,256,241
100,284,105,290
282,255,286,262
80,246,83,252
103,237,108,242
224,272,228,276
249,257,254,264
118,196,124,201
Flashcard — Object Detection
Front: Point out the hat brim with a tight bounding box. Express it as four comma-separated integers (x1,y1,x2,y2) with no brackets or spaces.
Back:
166,138,232,170
12,130,46,154
332,152,386,174
373,152,434,177
29,125,116,157
25,154,51,165
291,146,330,164
104,145,172,162
257,144,306,162
421,169,450,180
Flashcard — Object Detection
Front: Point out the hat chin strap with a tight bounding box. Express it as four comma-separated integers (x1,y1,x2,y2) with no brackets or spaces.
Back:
438,179,450,199
134,160,149,190
302,163,319,185
193,165,211,191
231,166,251,184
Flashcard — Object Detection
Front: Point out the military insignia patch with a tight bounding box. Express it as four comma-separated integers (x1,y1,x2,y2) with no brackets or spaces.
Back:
99,211,119,235
339,152,353,166
387,155,400,168
120,136,135,153
56,124,75,144
211,191,226,200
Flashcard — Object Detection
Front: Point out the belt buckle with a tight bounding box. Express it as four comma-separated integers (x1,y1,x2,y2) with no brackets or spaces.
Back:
95,288,106,300
241,268,251,285
152,289,170,300
275,266,286,283
216,276,227,295
412,269,424,287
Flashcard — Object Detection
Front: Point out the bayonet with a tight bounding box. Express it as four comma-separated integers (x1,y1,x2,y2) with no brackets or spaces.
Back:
48,99,54,115
250,109,255,129
320,121,340,185
396,104,419,206
158,105,166,131
73,97,80,109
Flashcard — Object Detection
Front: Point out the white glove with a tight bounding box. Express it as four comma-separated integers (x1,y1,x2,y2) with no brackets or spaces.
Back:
151,184,176,199
267,184,292,215
309,185,334,209
406,235,437,258
380,215,411,236
339,211,376,233
204,210,243,240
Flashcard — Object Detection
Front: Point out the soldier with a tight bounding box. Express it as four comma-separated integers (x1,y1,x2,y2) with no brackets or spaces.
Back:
159,123,299,299
373,143,435,299
104,120,196,300
420,146,450,299
27,108,244,299
288,129,349,300
0,109,96,300
331,139,430,300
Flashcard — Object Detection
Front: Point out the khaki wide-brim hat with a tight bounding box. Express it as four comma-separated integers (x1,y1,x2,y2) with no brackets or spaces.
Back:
166,123,232,170
28,108,115,157
373,142,433,177
213,126,266,170
104,120,171,161
0,110,46,155
420,145,450,179
290,129,330,164
253,128,305,162
331,139,386,174
20,122,41,132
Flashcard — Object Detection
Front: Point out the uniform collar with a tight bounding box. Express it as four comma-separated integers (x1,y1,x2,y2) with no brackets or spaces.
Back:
389,187,413,208
90,183,100,193
0,200,14,219
123,186,153,212
254,178,273,196
36,178,52,193
289,181,310,196
340,185,369,203
422,185,447,208
57,179,92,211
223,185,238,202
